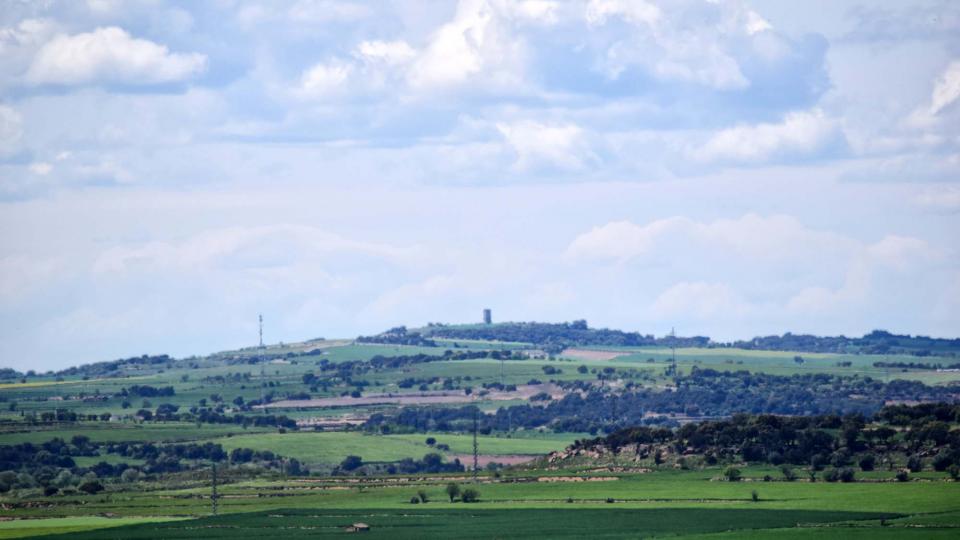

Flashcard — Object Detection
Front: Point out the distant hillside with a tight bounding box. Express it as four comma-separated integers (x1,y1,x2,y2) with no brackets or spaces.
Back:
420,321,709,353
376,321,959,358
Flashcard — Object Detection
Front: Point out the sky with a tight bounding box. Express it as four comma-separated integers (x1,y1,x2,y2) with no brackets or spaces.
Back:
0,0,958,371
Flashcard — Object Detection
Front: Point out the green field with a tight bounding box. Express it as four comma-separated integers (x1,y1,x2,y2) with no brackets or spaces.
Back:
213,430,581,466
4,468,959,538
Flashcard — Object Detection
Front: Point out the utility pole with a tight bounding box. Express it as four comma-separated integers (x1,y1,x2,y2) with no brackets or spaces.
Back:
472,408,479,483
211,462,218,516
669,327,677,376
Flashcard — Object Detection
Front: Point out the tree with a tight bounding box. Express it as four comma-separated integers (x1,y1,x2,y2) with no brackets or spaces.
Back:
858,454,876,471
445,483,460,502
417,490,429,503
425,437,437,446
839,467,856,483
461,488,480,503
78,480,104,494
723,467,742,482
907,455,923,473
780,466,797,482
340,455,363,471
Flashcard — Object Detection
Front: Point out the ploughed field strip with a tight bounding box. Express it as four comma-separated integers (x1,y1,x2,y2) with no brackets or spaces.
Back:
26,508,904,539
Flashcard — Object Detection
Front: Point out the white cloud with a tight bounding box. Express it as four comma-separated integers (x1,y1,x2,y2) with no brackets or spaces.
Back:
915,185,960,213
652,281,750,319
694,109,839,163
93,224,415,274
25,26,206,85
496,120,595,170
929,60,960,115
296,61,352,98
866,235,940,271
0,105,23,157
586,0,751,90
565,214,852,263
585,0,660,27
407,0,528,91
28,162,52,175
355,40,416,66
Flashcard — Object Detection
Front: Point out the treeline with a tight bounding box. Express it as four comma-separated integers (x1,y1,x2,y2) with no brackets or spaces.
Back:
424,321,709,353
732,330,960,357
389,322,960,357
367,369,958,434
0,436,305,496
357,326,438,347
874,361,960,370
570,403,960,474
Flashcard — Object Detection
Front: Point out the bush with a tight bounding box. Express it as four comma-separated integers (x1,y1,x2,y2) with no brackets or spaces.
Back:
907,455,923,473
409,496,420,504
425,437,436,446
780,466,797,482
947,465,959,481
78,480,104,494
445,483,460,502
839,467,856,483
605,497,615,503
751,490,759,502
723,467,741,482
858,454,876,471
823,468,840,483
417,490,428,503
461,488,480,503
120,469,141,483
896,470,910,482
932,453,954,472
340,455,363,471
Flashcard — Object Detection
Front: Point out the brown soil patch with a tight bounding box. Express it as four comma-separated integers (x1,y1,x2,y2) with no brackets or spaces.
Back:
561,348,626,361
448,454,539,467
262,383,564,409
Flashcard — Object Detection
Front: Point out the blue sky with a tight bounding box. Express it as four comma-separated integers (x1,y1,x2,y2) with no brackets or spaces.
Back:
0,0,958,370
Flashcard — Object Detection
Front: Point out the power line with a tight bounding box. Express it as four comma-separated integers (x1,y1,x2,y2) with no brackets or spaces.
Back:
472,408,479,483
258,314,266,415
211,462,219,516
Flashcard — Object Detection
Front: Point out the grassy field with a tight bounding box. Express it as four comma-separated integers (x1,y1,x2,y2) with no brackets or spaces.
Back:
213,430,581,466
3,468,958,538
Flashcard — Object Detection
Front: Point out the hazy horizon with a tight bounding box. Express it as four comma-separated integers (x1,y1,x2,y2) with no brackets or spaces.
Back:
2,0,959,371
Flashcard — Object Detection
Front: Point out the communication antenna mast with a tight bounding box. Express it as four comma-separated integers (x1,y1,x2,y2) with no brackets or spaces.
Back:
472,408,479,483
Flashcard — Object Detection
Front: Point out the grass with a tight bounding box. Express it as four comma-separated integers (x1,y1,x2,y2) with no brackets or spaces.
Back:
0,423,270,445
0,517,184,539
25,508,904,539
212,430,579,466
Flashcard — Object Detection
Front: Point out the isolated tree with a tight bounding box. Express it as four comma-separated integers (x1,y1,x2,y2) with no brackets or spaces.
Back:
445,482,460,502
340,455,363,471
461,488,480,503
723,467,742,482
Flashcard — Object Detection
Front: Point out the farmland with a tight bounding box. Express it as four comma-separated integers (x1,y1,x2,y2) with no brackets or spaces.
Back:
1,324,959,538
